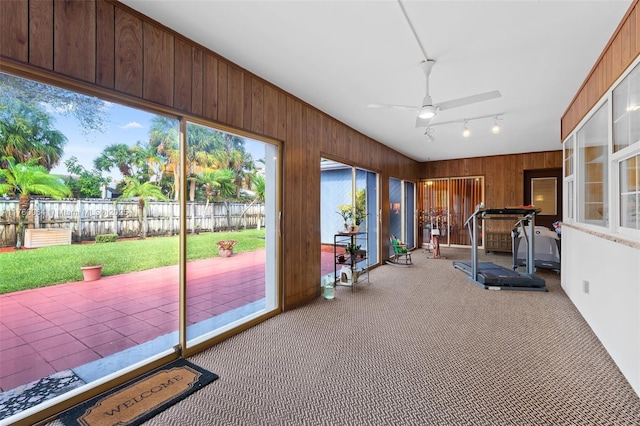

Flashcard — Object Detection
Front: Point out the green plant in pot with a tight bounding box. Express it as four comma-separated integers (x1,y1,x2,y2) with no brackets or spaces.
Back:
336,205,351,232
345,243,361,260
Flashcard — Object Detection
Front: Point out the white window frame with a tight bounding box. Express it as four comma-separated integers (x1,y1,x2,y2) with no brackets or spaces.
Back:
575,99,610,229
611,57,640,238
565,54,640,241
563,134,575,223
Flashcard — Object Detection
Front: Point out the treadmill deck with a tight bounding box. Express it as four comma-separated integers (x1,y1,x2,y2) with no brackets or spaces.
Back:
453,261,547,291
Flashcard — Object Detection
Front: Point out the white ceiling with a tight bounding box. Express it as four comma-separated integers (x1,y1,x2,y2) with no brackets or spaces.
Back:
121,0,632,162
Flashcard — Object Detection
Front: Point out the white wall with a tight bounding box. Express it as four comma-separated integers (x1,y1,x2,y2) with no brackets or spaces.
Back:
562,225,640,396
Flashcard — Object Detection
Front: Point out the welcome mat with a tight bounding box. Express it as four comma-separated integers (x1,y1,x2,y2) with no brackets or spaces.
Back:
60,359,218,426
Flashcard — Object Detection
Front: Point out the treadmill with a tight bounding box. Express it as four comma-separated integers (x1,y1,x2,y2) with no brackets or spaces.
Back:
453,205,547,291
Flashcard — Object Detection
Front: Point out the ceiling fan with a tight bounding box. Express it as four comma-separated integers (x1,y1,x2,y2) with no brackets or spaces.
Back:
367,60,501,128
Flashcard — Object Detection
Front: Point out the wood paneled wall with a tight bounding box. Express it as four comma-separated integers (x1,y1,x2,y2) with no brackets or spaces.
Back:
0,0,419,309
561,0,640,139
421,151,562,232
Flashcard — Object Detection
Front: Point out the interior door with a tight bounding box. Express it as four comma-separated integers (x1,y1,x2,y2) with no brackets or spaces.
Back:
524,168,563,230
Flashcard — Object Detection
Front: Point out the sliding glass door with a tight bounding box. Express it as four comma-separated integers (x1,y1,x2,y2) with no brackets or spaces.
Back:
0,70,280,423
320,159,379,277
184,121,279,348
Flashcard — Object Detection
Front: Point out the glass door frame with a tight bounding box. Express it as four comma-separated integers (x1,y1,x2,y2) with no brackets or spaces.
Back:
2,63,282,425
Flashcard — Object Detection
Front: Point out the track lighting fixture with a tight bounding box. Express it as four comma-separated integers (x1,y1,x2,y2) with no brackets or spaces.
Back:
424,126,435,143
491,116,502,134
426,112,505,139
462,121,471,138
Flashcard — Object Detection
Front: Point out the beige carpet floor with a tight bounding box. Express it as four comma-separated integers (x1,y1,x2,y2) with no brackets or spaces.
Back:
54,248,640,425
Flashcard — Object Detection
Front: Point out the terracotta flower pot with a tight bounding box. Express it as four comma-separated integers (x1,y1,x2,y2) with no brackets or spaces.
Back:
81,265,103,281
218,248,233,257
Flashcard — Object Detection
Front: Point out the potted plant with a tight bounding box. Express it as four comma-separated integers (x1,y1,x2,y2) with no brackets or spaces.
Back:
217,239,238,257
352,210,365,232
336,206,351,232
81,259,103,282
345,242,361,260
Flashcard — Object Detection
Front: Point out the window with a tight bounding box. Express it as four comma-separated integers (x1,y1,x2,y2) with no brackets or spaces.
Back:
563,135,575,221
613,62,640,152
577,102,608,227
620,154,639,229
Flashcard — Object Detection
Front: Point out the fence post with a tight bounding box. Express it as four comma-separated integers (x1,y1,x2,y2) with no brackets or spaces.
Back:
112,201,118,236
76,199,82,242
33,199,39,229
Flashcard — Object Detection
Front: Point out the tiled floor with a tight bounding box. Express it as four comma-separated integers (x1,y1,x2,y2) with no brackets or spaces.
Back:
0,250,268,392
0,248,340,395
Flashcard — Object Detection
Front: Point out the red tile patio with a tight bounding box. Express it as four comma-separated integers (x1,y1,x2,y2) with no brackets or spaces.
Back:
0,250,268,392
0,248,339,393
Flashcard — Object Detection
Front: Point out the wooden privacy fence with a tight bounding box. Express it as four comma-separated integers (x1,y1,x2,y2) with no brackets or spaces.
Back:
0,199,264,247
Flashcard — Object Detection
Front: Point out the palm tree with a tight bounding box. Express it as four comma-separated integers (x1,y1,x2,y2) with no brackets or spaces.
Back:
0,157,72,249
198,169,235,230
94,143,142,179
244,174,265,230
0,98,68,170
118,177,168,239
150,116,180,200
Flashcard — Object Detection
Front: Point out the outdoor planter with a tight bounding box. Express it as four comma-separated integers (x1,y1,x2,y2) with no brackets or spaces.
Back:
80,264,103,281
216,240,238,257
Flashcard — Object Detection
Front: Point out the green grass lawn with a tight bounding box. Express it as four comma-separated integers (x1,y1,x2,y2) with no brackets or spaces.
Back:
0,229,266,294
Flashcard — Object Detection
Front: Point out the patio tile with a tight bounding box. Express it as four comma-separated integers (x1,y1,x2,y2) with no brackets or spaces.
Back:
0,335,25,350
29,332,79,353
70,323,111,339
1,311,46,328
90,309,127,323
1,345,38,367
131,308,166,321
1,360,56,392
39,340,91,363
0,250,269,399
129,327,167,345
19,325,66,344
81,329,126,349
49,348,100,371
113,302,156,316
59,318,98,333
92,336,137,358
29,301,69,316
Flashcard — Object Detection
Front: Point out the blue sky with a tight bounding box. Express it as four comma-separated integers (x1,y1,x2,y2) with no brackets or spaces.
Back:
49,103,164,180
47,101,267,182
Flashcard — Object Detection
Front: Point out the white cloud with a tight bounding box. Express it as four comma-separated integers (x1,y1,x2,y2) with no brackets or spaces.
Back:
120,121,143,129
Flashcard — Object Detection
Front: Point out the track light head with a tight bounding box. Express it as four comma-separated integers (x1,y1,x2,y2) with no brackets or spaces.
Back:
491,116,501,134
424,126,435,143
462,122,471,138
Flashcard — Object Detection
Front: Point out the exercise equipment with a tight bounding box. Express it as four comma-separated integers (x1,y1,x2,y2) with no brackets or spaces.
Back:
512,224,560,273
453,205,547,291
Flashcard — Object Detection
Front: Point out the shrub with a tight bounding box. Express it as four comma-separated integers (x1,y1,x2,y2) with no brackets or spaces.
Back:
95,233,118,243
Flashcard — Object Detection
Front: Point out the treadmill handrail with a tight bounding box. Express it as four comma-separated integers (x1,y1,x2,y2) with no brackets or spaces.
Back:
463,203,485,228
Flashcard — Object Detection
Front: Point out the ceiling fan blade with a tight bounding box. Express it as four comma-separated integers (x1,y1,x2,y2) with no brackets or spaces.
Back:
435,90,501,111
367,103,418,111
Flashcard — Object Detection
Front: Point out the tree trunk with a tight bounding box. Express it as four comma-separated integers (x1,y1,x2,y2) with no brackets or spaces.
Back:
189,179,197,202
138,198,146,239
16,194,31,249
